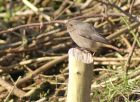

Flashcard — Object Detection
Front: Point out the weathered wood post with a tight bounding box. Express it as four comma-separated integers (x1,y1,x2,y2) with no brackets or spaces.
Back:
66,48,93,102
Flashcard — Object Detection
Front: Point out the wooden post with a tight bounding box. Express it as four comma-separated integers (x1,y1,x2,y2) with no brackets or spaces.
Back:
66,48,93,102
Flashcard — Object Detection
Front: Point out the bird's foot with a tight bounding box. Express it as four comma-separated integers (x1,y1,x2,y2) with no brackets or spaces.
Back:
75,47,96,55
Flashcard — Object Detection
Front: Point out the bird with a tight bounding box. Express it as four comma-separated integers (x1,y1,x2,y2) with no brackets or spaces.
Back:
66,19,112,53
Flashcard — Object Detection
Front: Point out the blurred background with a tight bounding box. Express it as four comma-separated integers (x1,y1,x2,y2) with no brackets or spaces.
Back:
0,0,140,102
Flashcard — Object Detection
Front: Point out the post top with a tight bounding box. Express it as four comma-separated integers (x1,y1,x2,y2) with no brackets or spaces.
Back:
68,48,93,63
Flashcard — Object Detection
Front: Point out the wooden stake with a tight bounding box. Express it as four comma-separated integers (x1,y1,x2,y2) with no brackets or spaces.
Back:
66,48,93,102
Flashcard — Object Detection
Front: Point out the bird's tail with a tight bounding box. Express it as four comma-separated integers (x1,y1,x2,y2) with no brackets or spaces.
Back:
103,44,124,52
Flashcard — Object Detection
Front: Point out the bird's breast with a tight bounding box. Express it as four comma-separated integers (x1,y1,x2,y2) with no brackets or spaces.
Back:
69,31,100,52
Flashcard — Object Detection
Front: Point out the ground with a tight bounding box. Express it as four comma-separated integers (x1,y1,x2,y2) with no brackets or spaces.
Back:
0,0,140,102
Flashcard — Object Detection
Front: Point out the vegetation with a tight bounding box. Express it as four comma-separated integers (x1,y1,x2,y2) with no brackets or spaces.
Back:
0,0,139,102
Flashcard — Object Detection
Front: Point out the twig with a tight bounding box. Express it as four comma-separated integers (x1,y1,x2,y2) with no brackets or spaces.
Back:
22,0,38,12
54,3,73,20
124,34,137,74
129,0,135,14
54,0,70,17
0,13,127,36
22,0,51,21
1,56,140,73
95,0,137,20
4,76,21,102
16,54,68,86
91,67,140,89
0,8,52,18
0,33,66,54
121,35,131,49
81,0,93,9
0,20,65,35
93,57,140,61
0,77,25,98
106,22,140,40
71,13,125,20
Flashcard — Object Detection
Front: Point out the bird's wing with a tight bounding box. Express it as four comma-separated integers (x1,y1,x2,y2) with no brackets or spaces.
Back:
77,23,109,44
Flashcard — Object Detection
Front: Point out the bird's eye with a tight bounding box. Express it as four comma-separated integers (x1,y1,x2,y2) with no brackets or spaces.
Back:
69,24,73,26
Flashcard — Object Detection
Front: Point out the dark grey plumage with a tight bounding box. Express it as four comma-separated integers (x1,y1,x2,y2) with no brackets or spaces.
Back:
66,20,109,52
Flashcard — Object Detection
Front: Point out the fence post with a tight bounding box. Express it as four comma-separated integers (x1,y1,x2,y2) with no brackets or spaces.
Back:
66,48,93,102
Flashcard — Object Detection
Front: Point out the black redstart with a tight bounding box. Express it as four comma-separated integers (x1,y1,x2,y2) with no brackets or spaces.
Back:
66,19,113,52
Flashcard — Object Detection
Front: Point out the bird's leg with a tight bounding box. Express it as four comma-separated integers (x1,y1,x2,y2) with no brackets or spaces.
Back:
74,46,83,51
74,46,96,56
92,52,96,56
75,47,89,53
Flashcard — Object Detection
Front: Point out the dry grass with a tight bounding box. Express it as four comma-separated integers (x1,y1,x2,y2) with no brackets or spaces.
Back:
0,0,140,102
